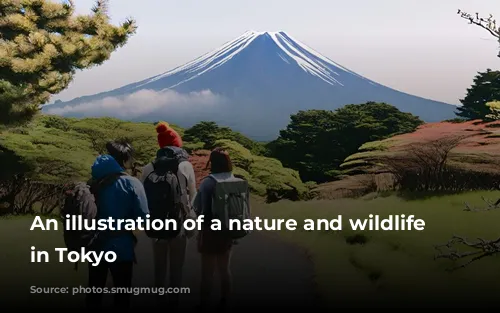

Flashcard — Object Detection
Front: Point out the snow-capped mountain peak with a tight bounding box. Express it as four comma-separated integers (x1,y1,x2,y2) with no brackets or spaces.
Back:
46,30,457,140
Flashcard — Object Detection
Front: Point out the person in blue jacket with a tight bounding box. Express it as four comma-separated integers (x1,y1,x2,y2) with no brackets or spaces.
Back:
86,141,149,309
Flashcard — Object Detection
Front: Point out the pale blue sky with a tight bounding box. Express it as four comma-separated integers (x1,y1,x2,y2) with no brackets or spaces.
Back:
54,0,500,104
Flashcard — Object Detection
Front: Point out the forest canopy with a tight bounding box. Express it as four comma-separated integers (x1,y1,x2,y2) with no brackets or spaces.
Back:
267,102,423,183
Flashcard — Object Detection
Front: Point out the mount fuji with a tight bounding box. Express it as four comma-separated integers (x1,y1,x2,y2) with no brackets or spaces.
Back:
45,30,458,140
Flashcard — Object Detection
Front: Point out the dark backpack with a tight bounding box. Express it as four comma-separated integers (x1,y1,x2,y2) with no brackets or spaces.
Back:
60,172,127,269
143,150,185,239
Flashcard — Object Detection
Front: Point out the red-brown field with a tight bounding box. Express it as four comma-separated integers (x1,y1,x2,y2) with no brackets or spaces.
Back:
349,119,500,171
315,120,500,199
188,149,211,188
390,120,500,152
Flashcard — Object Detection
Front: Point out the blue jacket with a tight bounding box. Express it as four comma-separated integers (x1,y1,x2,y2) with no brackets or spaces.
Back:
91,155,149,262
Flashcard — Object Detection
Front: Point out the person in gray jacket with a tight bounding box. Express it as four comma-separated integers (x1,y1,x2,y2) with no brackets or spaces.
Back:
193,148,236,309
140,122,197,308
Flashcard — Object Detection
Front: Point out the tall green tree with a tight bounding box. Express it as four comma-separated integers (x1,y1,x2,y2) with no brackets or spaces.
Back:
0,0,136,124
455,69,500,120
268,102,423,183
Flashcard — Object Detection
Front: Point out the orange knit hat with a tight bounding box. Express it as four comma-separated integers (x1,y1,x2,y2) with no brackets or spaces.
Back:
156,122,183,148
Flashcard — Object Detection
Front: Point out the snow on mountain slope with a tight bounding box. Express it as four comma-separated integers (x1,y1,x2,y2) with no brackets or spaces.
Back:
141,31,356,88
132,30,375,91
45,30,458,140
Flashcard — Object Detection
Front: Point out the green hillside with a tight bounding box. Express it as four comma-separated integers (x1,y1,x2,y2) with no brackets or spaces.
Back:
0,114,309,215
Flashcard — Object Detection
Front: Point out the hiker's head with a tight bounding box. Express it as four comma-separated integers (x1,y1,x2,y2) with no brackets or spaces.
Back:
156,121,182,148
106,140,135,169
206,147,233,173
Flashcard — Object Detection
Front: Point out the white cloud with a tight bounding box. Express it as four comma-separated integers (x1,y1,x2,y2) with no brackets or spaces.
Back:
45,89,226,118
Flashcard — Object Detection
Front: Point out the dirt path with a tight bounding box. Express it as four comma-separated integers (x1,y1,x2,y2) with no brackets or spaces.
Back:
129,230,321,309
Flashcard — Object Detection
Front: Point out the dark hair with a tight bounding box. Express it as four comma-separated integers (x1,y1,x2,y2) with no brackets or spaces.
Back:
106,140,135,168
206,147,233,174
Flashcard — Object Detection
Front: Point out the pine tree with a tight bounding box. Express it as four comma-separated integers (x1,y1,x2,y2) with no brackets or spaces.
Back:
0,0,137,124
456,69,500,120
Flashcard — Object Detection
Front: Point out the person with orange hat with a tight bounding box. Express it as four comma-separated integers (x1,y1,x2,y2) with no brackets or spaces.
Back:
140,121,197,308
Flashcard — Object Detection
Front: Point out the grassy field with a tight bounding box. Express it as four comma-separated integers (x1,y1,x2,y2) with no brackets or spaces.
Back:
3,191,500,307
252,191,500,307
0,215,87,306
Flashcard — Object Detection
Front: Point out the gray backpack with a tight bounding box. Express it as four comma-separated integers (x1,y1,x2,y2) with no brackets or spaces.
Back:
208,175,251,239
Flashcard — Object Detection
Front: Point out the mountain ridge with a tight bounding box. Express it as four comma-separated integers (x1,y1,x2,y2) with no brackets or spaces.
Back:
45,30,458,140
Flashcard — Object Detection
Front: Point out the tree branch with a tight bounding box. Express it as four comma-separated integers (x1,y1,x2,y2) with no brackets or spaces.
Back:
458,9,500,39
92,0,109,15
434,235,500,272
463,196,500,211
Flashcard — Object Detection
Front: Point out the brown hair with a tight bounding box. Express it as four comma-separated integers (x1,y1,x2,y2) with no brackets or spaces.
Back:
205,147,233,173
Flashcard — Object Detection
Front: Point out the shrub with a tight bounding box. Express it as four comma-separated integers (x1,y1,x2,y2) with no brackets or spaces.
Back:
41,115,71,131
183,142,205,153
183,121,266,155
214,139,309,202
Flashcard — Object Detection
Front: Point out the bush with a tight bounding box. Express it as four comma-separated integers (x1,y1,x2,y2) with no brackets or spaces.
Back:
0,115,177,183
183,142,205,153
183,121,266,155
214,139,309,202
444,118,467,123
41,115,71,131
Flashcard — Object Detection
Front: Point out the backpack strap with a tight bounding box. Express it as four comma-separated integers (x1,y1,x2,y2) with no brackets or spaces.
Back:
152,159,189,205
151,159,158,171
144,162,156,182
206,174,217,182
88,172,136,257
